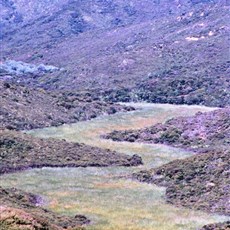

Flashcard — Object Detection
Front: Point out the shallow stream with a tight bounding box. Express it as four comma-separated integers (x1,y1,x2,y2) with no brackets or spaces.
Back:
1,103,229,229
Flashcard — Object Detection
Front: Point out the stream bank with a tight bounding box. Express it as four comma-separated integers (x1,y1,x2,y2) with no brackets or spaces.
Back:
1,103,229,229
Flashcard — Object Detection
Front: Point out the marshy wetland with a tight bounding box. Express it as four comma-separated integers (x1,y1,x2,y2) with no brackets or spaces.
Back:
1,103,229,230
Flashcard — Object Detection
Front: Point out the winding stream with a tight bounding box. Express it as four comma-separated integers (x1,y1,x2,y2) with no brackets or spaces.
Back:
1,103,229,229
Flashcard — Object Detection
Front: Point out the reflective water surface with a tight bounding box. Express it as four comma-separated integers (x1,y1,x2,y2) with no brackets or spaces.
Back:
1,103,229,230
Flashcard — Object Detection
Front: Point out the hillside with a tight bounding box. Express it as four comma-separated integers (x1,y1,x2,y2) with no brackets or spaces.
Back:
104,107,230,151
105,107,230,221
133,149,230,216
0,81,134,130
1,0,229,107
0,1,229,229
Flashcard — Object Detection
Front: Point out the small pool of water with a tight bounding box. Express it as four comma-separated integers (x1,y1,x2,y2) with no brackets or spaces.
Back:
1,103,228,230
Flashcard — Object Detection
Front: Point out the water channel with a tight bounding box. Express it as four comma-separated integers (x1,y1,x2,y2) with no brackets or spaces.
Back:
1,103,229,229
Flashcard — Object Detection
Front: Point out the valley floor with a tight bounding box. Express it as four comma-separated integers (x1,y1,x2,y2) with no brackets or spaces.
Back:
1,103,229,229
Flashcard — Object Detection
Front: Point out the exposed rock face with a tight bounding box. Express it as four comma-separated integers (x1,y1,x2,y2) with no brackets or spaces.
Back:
0,81,134,130
0,129,143,174
0,187,88,230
